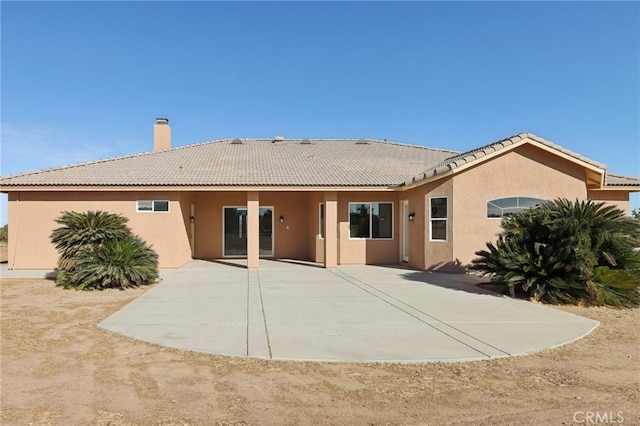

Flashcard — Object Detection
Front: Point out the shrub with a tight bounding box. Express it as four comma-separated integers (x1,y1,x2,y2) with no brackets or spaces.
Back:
50,211,132,270
51,210,159,290
470,199,640,307
56,236,159,290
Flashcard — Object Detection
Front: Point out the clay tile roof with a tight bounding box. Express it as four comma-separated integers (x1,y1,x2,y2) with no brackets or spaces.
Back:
604,173,640,187
3,133,634,190
0,139,459,188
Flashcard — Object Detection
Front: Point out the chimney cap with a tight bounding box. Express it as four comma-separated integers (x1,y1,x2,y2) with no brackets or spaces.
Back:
156,117,169,125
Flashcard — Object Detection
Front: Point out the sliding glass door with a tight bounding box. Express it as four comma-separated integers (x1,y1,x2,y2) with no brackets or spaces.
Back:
223,207,273,257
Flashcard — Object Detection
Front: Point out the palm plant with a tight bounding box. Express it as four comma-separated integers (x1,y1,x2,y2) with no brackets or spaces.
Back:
50,211,132,270
57,236,159,290
51,210,159,290
471,199,640,307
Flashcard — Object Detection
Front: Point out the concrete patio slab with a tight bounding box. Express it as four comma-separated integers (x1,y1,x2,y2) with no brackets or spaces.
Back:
97,260,599,362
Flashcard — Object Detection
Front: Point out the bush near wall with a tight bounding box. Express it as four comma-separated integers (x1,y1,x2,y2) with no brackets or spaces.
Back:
471,199,640,307
0,224,7,243
50,211,159,290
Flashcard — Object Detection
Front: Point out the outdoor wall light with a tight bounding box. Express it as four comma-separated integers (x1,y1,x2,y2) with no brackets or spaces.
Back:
189,215,195,224
279,215,285,224
408,212,416,222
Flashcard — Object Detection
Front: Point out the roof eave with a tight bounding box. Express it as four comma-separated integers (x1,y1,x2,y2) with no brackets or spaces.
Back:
599,185,640,191
0,184,401,193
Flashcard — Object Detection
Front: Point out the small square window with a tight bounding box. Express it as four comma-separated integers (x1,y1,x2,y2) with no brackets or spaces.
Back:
137,200,153,212
153,200,169,212
431,220,447,240
430,198,447,219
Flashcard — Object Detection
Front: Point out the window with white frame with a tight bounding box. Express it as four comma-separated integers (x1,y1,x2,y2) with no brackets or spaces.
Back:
349,202,393,239
319,203,325,239
430,197,448,241
487,197,545,218
137,200,169,212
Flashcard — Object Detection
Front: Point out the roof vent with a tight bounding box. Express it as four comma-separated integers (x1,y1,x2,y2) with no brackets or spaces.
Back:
300,138,311,144
272,136,285,143
231,138,243,144
355,139,369,145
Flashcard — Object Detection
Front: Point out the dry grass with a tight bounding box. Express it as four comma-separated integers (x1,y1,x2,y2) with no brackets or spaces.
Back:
1,278,638,425
0,242,7,263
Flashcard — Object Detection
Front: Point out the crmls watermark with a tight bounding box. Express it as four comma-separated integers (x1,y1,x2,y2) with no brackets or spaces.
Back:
573,411,624,424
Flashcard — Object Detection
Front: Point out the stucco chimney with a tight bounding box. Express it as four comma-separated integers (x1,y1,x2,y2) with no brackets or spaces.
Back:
154,117,171,151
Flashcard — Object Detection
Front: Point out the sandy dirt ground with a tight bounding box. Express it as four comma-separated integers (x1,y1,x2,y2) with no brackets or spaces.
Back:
0,243,7,263
1,278,638,425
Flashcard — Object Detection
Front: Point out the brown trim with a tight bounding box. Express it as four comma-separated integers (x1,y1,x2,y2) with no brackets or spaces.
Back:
600,186,640,190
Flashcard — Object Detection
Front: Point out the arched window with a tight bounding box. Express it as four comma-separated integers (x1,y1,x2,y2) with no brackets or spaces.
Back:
487,197,546,218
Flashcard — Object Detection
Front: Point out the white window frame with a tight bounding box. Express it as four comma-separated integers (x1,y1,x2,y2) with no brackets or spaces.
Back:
136,200,170,213
486,196,546,219
429,196,448,242
348,202,394,240
319,203,325,239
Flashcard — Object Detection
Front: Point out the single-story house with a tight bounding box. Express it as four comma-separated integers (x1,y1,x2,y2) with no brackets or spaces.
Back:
2,118,639,271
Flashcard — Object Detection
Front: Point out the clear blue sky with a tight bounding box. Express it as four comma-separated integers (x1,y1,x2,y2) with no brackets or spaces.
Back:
1,1,639,224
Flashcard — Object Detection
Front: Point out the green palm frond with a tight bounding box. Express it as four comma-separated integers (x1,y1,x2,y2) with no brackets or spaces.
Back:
471,199,640,307
50,211,132,270
57,236,159,290
51,211,159,291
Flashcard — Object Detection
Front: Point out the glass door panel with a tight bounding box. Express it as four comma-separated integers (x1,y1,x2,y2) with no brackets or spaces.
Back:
259,207,273,257
224,207,247,256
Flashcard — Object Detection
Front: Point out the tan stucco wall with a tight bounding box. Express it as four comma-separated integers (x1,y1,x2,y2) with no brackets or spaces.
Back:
336,192,399,265
261,192,310,260
587,190,631,214
193,191,243,259
424,178,455,271
307,192,325,263
192,191,311,261
402,180,454,271
7,191,192,269
451,145,590,267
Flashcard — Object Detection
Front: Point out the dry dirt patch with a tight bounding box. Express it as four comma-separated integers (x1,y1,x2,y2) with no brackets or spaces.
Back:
1,278,638,425
0,242,7,263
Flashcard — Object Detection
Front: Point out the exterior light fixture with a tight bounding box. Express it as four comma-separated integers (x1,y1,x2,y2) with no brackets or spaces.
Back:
408,212,416,222
189,215,195,224
279,215,284,224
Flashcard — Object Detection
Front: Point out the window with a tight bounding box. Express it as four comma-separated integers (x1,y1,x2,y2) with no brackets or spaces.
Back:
349,202,393,239
137,200,169,212
319,203,325,239
430,197,448,241
487,197,545,218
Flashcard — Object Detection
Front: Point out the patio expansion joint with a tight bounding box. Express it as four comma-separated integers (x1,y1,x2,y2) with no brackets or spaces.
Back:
245,271,250,357
331,269,511,358
255,270,273,359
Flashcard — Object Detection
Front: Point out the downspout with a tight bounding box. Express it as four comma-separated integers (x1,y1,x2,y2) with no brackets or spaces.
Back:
10,191,19,270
